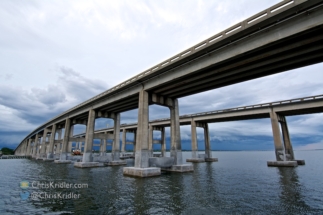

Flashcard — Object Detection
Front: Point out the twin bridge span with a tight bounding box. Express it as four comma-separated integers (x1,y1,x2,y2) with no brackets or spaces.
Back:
14,0,323,177
15,95,323,172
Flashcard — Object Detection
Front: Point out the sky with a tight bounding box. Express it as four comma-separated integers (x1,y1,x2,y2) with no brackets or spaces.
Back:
0,0,322,151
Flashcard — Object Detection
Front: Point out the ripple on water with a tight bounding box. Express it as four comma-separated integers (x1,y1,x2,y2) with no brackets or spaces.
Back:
0,151,322,214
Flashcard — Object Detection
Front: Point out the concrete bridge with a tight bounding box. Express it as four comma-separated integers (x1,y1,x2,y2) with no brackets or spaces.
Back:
14,0,323,177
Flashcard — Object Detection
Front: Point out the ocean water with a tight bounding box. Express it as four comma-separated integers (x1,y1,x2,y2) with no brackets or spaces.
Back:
0,151,322,215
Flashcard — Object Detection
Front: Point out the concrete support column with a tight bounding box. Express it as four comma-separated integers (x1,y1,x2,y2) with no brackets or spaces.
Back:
102,133,107,155
112,113,121,161
190,119,198,159
267,108,303,167
33,134,39,158
27,139,32,155
82,109,96,162
170,98,183,165
121,128,126,155
68,126,74,153
134,90,150,168
47,124,56,159
39,129,48,159
60,118,71,160
280,116,295,160
133,130,137,156
123,90,160,177
204,123,211,159
100,139,105,156
56,129,62,155
148,124,153,155
161,127,166,157
270,109,285,161
23,140,28,156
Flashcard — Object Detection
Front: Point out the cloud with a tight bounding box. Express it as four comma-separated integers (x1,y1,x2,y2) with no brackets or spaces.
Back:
295,141,323,150
0,66,110,147
0,0,322,150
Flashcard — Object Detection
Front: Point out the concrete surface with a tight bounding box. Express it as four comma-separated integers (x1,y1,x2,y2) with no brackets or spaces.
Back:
123,167,161,177
267,161,298,167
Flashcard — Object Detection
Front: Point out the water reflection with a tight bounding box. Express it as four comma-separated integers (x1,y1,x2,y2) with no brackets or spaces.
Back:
277,167,311,214
1,151,323,215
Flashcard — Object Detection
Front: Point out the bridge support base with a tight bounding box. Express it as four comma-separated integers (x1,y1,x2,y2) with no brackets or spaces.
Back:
43,158,55,162
163,164,194,172
74,162,103,168
205,158,218,162
267,161,298,167
54,160,71,164
186,158,205,163
295,160,305,165
105,160,127,166
123,167,161,177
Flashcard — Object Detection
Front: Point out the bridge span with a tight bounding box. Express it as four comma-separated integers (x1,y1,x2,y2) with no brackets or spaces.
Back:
15,0,323,177
15,95,322,171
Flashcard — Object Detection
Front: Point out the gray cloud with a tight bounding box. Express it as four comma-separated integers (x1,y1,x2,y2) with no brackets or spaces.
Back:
0,0,322,150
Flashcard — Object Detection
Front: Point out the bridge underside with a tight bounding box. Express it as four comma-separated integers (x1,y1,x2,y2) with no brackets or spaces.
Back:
142,3,323,98
149,26,323,98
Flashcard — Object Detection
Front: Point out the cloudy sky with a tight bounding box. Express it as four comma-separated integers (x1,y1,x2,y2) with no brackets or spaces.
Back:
1,0,322,151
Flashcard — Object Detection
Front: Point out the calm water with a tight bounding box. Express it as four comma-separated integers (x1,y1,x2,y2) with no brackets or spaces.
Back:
0,151,322,215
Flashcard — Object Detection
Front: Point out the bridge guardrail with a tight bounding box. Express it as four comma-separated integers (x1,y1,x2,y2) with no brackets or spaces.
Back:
92,94,323,130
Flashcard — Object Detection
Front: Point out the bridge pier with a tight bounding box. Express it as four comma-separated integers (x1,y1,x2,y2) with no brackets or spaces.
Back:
123,90,161,177
44,124,56,161
161,127,166,157
37,129,48,160
267,108,304,167
32,134,38,158
100,138,107,156
55,118,72,164
121,129,126,155
27,139,32,156
187,120,204,163
106,113,126,166
149,126,166,157
74,109,100,167
187,121,218,163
